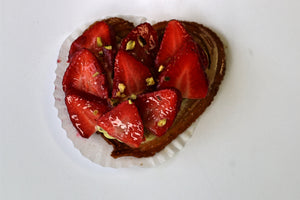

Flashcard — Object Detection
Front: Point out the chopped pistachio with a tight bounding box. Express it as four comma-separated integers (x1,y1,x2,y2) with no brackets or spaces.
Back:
118,83,126,93
93,72,100,77
137,36,146,47
130,94,137,100
104,45,112,50
121,94,126,98
96,37,103,47
146,77,155,86
109,98,119,106
158,65,165,72
116,91,121,97
93,110,99,115
126,40,135,50
128,99,133,104
157,119,167,127
98,50,103,55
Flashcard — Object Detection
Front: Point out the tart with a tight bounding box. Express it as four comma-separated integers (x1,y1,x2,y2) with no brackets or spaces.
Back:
57,17,226,161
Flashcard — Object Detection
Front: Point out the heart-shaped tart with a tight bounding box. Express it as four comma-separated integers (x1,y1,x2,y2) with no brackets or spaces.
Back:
57,17,226,160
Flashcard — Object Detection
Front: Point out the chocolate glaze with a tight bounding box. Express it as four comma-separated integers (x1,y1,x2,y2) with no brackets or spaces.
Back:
100,18,226,158
104,17,135,45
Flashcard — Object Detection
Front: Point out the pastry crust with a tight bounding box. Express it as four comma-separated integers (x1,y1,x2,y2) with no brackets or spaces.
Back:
99,18,226,158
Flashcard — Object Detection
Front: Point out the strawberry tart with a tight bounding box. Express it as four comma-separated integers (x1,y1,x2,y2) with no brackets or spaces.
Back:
56,17,226,161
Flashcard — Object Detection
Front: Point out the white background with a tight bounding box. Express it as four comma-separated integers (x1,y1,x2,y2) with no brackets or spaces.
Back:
1,0,300,199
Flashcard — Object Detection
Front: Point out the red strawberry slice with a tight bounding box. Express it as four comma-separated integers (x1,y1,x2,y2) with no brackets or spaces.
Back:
65,89,110,138
155,20,191,69
97,100,144,148
157,41,208,99
69,21,115,86
112,50,155,99
135,89,182,136
63,49,109,99
119,22,158,73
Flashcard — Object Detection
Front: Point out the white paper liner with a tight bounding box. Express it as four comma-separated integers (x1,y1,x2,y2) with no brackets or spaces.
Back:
54,15,200,168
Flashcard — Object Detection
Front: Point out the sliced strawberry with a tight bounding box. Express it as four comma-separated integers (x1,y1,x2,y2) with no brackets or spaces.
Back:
69,21,116,87
155,20,191,69
112,50,155,99
63,49,109,99
157,41,208,99
65,89,110,138
97,100,144,148
135,89,182,136
119,22,158,73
